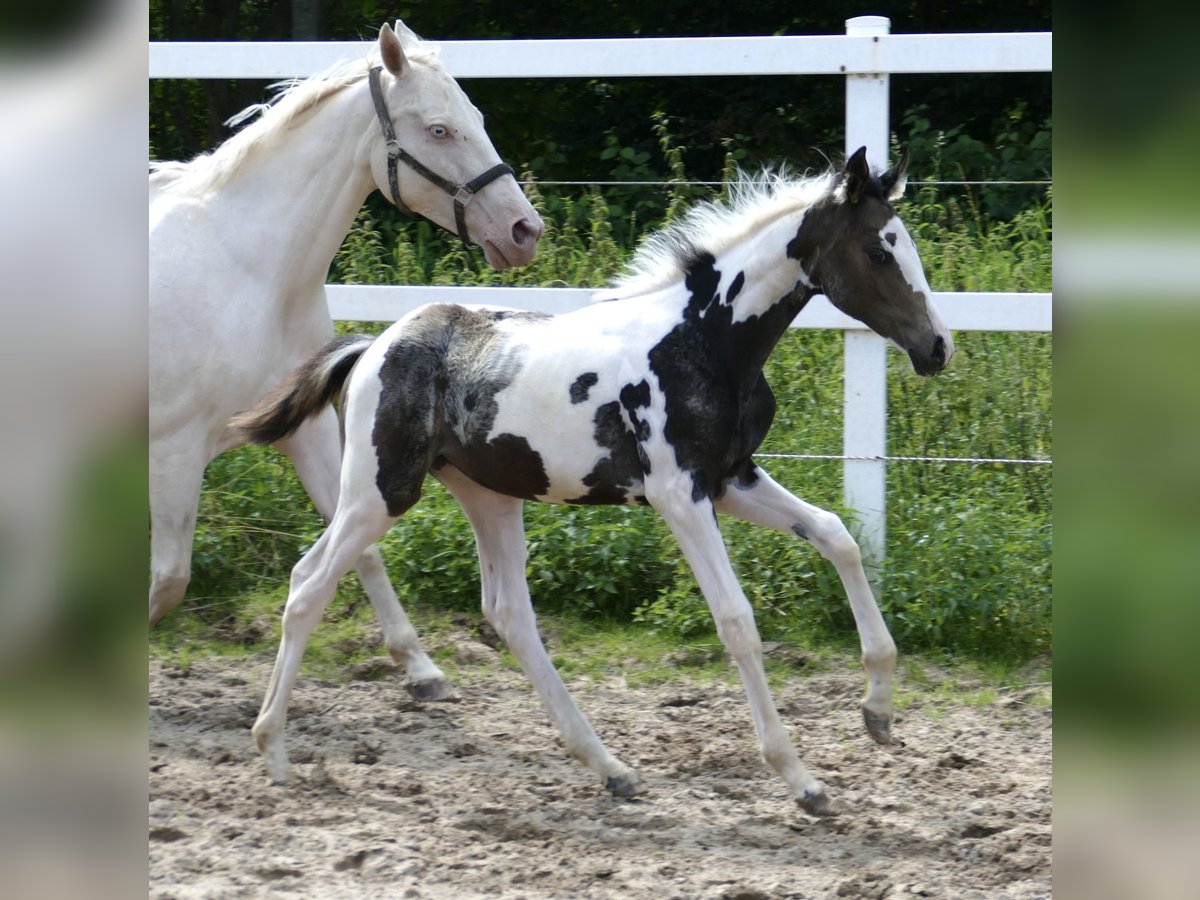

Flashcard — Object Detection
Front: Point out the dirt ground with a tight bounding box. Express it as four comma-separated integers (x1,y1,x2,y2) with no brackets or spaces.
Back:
149,637,1051,900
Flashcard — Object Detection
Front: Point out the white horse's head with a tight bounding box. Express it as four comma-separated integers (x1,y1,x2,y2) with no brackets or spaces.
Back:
367,22,543,269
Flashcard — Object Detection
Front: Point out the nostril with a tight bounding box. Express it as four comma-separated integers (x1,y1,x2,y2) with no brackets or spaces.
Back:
932,335,946,365
512,218,541,247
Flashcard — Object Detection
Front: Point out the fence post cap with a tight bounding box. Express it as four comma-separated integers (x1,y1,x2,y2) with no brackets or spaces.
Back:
845,16,891,35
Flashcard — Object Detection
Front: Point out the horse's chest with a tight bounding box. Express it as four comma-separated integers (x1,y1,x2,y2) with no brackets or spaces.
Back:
652,374,772,465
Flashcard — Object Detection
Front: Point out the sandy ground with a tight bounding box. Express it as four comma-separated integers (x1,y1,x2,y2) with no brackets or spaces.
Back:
149,637,1051,899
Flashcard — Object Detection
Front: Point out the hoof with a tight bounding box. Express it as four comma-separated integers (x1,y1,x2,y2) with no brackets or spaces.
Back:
263,759,293,785
604,772,646,798
797,788,843,817
862,706,895,746
405,677,457,703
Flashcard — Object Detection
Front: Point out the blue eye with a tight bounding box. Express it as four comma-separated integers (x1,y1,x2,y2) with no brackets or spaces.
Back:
429,125,449,139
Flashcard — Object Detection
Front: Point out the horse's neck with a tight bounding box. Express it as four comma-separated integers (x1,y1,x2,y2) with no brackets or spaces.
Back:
213,82,375,295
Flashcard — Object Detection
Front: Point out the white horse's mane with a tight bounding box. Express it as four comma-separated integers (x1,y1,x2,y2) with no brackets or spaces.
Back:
610,168,839,298
150,38,442,199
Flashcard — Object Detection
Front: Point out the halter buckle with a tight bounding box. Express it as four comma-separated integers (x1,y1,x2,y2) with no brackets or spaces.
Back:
452,185,475,206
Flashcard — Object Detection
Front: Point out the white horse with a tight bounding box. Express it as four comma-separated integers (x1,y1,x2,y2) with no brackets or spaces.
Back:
149,22,543,702
234,149,954,815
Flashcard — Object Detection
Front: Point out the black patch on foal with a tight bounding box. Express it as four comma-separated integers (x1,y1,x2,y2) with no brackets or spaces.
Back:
648,253,809,504
565,404,637,504
619,380,652,440
569,372,598,404
726,270,746,304
475,433,551,499
566,379,653,505
373,306,551,512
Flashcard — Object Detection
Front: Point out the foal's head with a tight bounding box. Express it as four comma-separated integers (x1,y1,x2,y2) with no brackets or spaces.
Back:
798,147,954,376
367,22,543,269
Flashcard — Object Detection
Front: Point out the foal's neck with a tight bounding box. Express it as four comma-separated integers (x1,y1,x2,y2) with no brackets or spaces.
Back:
681,210,815,381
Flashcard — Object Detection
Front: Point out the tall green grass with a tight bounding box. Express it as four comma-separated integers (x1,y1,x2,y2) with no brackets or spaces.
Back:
172,168,1051,664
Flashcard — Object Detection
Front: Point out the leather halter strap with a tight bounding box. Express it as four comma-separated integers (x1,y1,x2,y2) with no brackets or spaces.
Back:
368,65,515,247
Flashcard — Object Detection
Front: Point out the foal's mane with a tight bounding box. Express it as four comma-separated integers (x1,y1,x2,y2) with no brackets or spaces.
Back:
610,169,839,299
150,39,442,199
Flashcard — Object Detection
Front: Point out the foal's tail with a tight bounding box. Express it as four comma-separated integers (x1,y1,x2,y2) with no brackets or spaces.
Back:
231,334,375,445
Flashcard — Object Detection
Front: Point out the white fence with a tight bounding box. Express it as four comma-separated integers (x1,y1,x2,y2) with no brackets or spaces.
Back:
150,17,1052,564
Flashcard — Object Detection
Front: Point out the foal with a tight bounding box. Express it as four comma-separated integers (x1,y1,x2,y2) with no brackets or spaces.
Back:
234,148,953,815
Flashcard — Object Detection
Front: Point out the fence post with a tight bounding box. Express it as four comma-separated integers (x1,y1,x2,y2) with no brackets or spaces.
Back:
843,15,891,573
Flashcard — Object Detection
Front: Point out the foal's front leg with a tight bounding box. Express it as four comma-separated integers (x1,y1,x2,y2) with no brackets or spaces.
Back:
648,477,840,816
714,465,897,745
436,467,643,797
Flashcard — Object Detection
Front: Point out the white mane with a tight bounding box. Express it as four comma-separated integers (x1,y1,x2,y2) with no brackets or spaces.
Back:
610,169,838,298
149,39,443,199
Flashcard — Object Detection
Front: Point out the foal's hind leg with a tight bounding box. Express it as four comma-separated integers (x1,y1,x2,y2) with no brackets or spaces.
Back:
252,493,399,783
436,466,643,797
715,465,897,746
275,411,452,700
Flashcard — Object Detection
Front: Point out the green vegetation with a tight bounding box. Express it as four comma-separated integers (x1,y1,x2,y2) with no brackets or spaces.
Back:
156,148,1051,669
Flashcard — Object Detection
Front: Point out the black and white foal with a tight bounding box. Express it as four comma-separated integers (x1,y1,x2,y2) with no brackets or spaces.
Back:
234,147,953,815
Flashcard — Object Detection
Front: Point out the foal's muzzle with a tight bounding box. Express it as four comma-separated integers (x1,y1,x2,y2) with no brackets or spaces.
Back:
909,334,949,377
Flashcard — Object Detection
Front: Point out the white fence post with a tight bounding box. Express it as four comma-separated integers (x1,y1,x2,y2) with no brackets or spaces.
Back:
843,15,891,572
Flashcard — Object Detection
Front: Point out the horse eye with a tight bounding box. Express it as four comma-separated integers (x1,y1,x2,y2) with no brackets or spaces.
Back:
429,124,449,139
866,246,889,265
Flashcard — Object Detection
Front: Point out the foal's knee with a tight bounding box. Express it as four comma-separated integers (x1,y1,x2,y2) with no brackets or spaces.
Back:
353,542,383,571
714,608,763,661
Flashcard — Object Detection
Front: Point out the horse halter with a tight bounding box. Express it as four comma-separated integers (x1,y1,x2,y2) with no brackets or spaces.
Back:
368,65,515,247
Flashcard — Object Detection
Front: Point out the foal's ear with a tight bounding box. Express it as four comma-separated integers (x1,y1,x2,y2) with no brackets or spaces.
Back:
379,23,408,78
843,146,870,204
880,147,910,201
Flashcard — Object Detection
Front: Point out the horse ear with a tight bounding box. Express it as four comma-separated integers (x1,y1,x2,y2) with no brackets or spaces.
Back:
393,19,421,45
881,147,910,201
379,23,408,77
843,146,870,204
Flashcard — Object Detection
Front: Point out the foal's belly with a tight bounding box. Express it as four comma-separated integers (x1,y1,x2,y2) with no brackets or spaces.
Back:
437,434,648,507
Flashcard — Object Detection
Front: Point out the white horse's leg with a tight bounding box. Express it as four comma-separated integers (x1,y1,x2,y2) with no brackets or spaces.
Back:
274,411,451,699
649,479,839,816
252,495,398,783
436,466,643,797
715,467,897,745
148,435,209,625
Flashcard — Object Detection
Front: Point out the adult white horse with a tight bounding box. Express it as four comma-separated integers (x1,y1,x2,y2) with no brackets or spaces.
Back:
149,22,543,703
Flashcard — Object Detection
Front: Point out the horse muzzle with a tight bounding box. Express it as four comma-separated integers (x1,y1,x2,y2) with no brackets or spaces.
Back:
909,333,953,377
482,213,544,270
